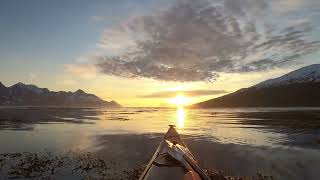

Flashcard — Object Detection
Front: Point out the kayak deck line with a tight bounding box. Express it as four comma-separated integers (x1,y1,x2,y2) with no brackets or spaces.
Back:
139,125,210,180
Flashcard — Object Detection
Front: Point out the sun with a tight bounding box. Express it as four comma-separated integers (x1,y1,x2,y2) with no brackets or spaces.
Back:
168,94,191,107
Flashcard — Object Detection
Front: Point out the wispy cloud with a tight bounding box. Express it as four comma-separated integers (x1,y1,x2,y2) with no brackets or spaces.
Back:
85,0,320,82
64,64,98,80
271,0,320,12
27,73,37,83
91,15,105,22
137,89,228,98
56,79,78,86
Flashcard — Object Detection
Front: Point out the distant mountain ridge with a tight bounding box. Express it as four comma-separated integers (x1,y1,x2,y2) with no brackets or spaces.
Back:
0,82,121,108
193,64,320,108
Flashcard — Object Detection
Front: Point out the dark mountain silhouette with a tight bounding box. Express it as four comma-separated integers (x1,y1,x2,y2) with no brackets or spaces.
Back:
193,64,320,108
0,82,121,108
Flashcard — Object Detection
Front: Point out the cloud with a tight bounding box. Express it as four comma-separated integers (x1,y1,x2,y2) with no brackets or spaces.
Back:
27,73,37,83
56,79,78,86
94,0,320,82
91,16,105,22
64,64,98,80
137,89,228,98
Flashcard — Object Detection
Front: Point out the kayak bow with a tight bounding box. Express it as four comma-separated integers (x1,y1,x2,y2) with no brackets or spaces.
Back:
139,125,210,180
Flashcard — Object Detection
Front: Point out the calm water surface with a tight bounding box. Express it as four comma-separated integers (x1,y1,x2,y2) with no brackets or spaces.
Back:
0,107,320,179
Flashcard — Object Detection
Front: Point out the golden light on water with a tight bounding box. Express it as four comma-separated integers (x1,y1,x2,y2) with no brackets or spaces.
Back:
177,107,185,128
168,94,190,129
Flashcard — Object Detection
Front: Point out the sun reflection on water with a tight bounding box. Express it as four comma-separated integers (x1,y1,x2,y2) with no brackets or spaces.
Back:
177,107,185,129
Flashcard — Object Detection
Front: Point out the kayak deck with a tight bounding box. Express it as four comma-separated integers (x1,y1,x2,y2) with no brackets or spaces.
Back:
139,125,209,180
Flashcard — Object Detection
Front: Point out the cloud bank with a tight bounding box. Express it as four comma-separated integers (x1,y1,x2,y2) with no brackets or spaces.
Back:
137,89,228,98
95,0,320,82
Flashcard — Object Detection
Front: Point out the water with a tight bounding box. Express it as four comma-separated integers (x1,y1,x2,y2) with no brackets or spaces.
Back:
0,107,320,179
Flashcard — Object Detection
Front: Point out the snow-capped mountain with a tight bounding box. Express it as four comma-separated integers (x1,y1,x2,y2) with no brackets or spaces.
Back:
10,82,50,95
193,64,320,108
0,82,5,88
71,89,102,102
0,82,121,107
255,64,320,88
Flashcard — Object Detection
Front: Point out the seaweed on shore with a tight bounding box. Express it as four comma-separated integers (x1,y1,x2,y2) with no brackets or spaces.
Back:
0,152,273,180
205,169,274,180
0,151,125,179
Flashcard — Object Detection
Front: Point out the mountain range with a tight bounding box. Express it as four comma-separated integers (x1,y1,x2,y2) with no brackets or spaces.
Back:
193,64,320,108
0,82,121,108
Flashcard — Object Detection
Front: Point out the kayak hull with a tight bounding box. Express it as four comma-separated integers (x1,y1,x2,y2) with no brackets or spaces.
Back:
140,125,207,180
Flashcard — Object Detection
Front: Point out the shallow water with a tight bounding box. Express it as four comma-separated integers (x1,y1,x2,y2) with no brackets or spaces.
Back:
0,107,320,179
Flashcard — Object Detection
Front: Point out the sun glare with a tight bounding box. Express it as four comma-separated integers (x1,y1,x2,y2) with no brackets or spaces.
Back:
168,94,191,107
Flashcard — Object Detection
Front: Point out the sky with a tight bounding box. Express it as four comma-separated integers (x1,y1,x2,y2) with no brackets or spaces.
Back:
0,0,320,107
